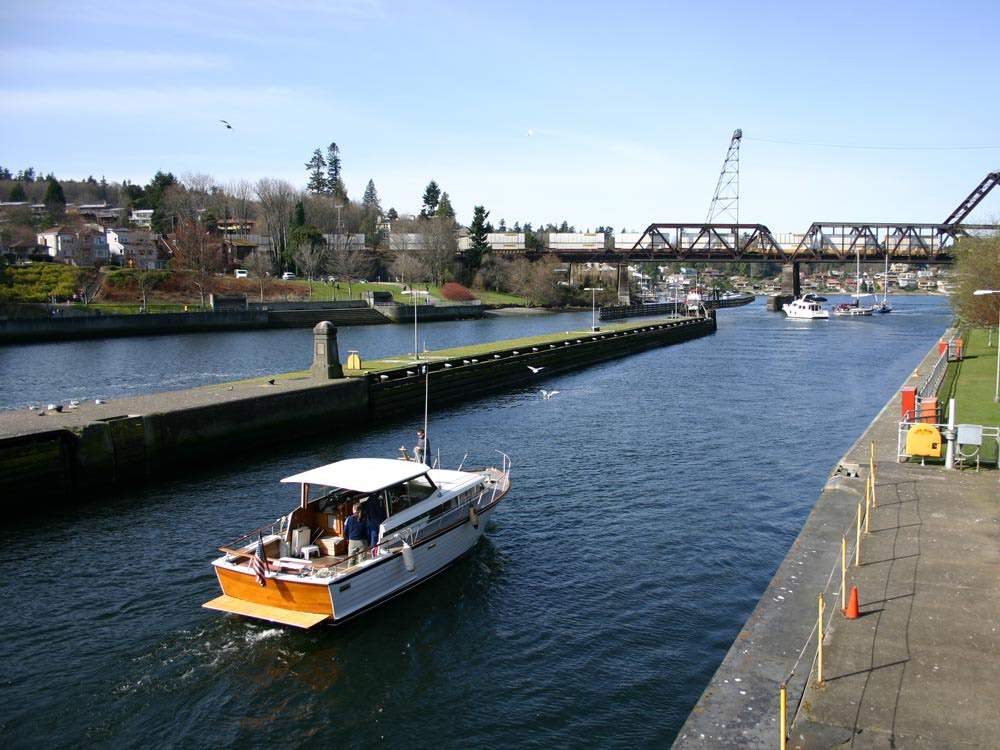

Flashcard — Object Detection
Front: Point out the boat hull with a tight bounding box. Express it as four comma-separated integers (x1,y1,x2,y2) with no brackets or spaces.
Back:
209,505,499,626
329,505,496,622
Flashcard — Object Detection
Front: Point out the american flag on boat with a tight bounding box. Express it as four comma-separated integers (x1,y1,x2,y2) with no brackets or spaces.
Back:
250,536,269,586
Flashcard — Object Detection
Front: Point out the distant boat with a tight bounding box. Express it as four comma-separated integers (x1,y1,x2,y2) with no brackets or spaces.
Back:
874,253,892,313
833,249,876,316
783,296,830,319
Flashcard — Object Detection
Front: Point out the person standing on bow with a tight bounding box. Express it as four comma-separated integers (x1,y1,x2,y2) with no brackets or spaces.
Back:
413,428,432,465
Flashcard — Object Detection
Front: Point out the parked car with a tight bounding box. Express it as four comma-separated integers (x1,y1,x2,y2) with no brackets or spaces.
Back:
281,272,296,280
234,269,248,279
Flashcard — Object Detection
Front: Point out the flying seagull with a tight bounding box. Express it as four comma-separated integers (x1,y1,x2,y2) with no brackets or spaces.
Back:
219,119,233,129
527,365,545,374
540,390,559,401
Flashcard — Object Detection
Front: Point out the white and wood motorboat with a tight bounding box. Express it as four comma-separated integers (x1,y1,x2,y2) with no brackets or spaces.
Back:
203,454,511,628
783,296,830,319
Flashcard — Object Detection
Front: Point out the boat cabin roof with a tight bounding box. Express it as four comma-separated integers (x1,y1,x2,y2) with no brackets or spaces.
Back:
280,458,431,493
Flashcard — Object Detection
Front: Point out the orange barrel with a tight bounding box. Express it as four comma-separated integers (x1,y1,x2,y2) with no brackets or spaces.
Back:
955,339,963,360
919,397,938,423
900,386,917,421
938,340,948,355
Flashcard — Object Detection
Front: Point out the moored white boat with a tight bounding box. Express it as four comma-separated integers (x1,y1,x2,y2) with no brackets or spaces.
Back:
203,454,511,628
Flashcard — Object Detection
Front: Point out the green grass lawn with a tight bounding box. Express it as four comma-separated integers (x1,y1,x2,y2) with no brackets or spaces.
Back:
307,280,437,303
306,280,527,306
940,327,1000,463
425,284,528,306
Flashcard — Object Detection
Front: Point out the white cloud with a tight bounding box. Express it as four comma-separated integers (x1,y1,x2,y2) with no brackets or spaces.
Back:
0,85,296,117
0,49,227,74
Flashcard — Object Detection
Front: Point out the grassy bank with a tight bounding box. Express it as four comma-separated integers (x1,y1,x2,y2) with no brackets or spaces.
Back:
940,327,999,462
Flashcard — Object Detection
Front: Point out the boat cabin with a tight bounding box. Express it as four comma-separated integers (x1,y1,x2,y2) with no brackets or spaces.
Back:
219,458,487,576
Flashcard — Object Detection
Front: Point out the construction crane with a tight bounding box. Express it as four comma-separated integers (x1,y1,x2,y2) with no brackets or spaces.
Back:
705,129,742,225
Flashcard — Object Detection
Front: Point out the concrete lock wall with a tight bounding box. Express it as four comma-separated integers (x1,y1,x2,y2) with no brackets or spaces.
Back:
368,317,715,417
0,315,714,508
0,379,370,504
0,310,272,344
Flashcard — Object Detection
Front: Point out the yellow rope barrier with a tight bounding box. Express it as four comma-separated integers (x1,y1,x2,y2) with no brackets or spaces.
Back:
779,682,788,750
816,593,825,685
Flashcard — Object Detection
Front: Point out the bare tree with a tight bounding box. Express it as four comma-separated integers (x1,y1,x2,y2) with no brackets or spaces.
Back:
254,178,296,271
390,252,430,289
227,179,254,236
292,227,328,297
421,216,458,285
246,250,272,303
172,216,222,308
331,235,374,297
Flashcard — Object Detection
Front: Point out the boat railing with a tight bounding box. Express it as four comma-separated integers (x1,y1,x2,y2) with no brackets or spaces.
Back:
219,515,289,557
316,456,512,577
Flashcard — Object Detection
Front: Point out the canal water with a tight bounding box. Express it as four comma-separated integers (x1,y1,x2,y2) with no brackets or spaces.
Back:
0,297,950,748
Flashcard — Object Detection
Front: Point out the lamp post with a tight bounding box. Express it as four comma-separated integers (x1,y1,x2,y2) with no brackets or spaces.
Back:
584,287,604,331
973,289,1000,402
409,287,420,360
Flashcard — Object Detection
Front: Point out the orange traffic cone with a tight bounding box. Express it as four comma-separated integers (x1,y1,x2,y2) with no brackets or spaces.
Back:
844,585,860,620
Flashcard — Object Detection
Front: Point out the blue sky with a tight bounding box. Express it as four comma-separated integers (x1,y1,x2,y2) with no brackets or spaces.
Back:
2,0,999,232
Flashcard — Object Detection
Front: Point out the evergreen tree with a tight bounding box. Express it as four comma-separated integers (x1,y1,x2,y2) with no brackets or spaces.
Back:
326,142,346,200
43,176,66,218
420,180,441,218
362,179,381,213
9,183,27,201
305,149,327,194
467,205,491,271
293,201,306,227
387,207,398,221
99,176,109,200
150,207,172,234
498,218,507,231
0,167,11,180
144,171,177,209
436,191,455,220
16,168,35,182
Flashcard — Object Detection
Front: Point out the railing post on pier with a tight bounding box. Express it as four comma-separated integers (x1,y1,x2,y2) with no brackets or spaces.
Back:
865,494,871,534
816,594,825,686
855,503,862,567
779,681,788,750
841,535,847,606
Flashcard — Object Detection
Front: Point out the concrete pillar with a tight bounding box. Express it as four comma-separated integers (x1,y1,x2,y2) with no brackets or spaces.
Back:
781,262,801,298
617,263,631,305
311,321,343,379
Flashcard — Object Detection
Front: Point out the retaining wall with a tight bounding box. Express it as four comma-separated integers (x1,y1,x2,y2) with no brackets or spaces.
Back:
0,315,715,509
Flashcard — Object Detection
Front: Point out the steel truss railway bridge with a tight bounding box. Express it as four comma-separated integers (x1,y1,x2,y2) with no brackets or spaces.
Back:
539,171,999,303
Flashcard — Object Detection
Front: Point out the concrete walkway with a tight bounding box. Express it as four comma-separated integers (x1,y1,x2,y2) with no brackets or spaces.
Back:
674,335,999,748
791,431,1000,747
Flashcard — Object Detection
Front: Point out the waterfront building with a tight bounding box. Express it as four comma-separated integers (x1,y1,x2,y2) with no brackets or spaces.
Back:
107,227,161,269
130,209,154,228
36,224,109,266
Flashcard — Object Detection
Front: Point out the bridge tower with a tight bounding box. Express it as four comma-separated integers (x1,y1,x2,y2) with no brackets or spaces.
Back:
705,129,742,224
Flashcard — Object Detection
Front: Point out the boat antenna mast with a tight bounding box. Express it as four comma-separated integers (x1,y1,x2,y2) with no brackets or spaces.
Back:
705,128,742,225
